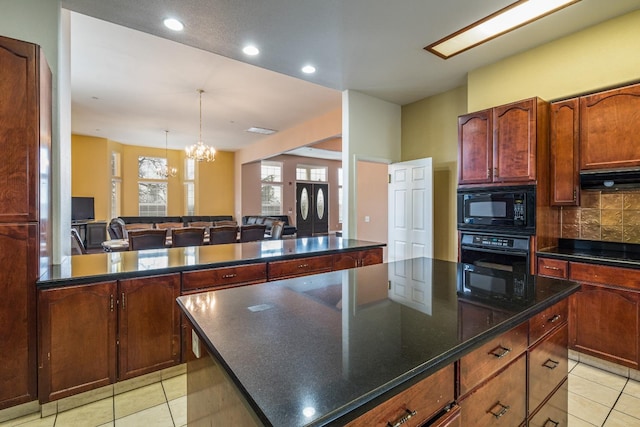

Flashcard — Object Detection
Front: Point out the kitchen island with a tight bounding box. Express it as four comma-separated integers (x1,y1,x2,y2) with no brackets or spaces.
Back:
178,257,580,426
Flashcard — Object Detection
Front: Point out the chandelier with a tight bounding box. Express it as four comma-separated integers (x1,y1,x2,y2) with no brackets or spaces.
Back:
157,130,178,178
185,89,216,162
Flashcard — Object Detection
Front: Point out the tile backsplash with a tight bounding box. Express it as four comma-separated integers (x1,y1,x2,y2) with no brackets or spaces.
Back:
561,190,640,243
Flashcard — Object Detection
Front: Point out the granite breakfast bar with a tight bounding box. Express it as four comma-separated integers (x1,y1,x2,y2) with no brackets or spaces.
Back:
178,257,580,427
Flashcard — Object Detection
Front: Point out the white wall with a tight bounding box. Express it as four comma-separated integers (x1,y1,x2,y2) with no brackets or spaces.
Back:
342,90,401,239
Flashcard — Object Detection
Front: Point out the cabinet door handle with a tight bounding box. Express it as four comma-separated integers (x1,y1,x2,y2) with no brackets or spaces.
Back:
110,294,114,312
487,168,491,178
543,359,560,370
493,167,498,178
222,273,237,279
487,402,510,419
549,314,561,323
121,293,126,310
544,419,560,427
387,409,417,427
489,345,511,358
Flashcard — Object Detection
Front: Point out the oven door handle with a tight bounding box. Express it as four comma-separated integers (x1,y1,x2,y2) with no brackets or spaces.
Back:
460,245,528,257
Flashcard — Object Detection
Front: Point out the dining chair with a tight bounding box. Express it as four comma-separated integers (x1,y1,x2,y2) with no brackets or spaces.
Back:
128,229,168,251
188,221,213,228
240,224,267,242
270,220,284,240
209,226,239,245
213,220,237,227
71,228,87,255
172,227,206,248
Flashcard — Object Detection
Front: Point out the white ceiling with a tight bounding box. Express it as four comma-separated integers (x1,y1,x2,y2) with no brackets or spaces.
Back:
62,0,640,152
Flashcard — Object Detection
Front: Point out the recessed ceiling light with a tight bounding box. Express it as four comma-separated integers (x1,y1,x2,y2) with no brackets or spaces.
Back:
242,45,259,56
301,65,316,74
425,0,580,59
163,18,184,31
246,127,277,135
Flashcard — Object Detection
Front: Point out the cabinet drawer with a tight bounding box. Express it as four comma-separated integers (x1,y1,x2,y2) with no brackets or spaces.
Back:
345,364,454,427
182,263,267,292
529,324,568,413
459,322,528,397
569,262,640,290
537,258,568,279
529,299,568,344
528,378,568,427
268,255,333,280
459,354,526,427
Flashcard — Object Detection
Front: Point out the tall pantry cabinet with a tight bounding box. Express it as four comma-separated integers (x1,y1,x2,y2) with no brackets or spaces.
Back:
0,35,52,409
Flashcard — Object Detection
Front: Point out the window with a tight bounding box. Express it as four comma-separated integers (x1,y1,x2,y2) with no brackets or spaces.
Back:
338,167,343,223
110,152,122,218
184,158,195,215
261,160,283,215
138,156,168,216
296,165,327,182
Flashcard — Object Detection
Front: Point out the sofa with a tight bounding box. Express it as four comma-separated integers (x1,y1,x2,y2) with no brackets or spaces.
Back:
108,215,234,239
242,215,296,237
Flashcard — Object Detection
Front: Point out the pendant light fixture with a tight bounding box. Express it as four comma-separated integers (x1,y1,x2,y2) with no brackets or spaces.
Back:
185,89,216,162
158,130,178,178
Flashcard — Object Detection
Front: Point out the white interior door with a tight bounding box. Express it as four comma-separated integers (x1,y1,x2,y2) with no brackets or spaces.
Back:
388,158,433,261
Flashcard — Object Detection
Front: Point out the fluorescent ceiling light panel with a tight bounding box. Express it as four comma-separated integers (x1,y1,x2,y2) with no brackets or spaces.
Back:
425,0,580,59
246,127,277,135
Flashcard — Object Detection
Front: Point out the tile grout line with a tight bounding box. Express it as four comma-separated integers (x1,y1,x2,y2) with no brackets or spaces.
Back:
160,379,177,427
599,377,629,427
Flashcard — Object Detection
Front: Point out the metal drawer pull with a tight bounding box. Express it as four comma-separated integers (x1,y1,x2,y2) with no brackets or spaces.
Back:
543,359,560,369
489,345,511,358
488,402,510,419
543,265,561,271
298,264,309,269
549,314,561,323
222,273,237,279
543,419,560,427
387,409,417,427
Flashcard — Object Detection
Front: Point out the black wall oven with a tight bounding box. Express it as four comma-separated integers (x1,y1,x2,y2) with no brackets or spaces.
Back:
458,186,535,234
459,232,531,303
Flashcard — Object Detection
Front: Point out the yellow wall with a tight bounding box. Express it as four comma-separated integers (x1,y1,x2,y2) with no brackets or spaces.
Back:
71,135,110,221
196,150,235,215
401,10,640,262
401,86,467,261
72,135,235,219
468,10,640,111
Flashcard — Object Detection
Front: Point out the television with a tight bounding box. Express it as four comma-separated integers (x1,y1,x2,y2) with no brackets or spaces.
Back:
72,197,95,221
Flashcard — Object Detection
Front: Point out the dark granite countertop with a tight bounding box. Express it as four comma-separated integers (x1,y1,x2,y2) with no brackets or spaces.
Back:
177,257,580,426
538,238,640,269
37,237,384,288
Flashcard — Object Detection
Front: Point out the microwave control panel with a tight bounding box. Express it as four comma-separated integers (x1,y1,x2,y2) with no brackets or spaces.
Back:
514,198,525,221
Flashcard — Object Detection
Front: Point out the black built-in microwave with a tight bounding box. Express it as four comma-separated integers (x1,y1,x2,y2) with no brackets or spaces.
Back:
457,186,535,234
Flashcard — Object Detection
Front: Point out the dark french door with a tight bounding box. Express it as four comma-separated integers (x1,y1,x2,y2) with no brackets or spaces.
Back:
296,183,328,237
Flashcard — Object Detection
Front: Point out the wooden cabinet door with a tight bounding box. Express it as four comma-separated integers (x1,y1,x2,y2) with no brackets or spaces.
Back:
493,98,537,184
528,379,567,427
569,284,640,369
118,273,181,380
0,36,43,222
580,82,640,170
333,251,360,270
38,281,117,402
528,324,568,413
550,98,579,206
0,224,37,409
458,110,492,185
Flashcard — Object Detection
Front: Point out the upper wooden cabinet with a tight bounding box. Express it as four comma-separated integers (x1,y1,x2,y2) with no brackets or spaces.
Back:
458,98,549,186
580,82,640,170
550,98,580,206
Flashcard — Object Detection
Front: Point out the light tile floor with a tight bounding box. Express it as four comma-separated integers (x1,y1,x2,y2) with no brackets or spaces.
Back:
2,361,640,426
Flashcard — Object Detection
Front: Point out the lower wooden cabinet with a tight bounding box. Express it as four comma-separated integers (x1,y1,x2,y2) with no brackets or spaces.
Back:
333,248,383,271
568,262,640,370
528,324,568,413
528,379,568,427
38,281,117,402
459,354,527,427
345,364,454,427
38,273,181,402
